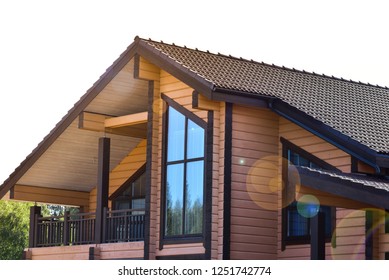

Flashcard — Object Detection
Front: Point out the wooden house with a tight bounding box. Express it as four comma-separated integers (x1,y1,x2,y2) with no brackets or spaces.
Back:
1,37,389,260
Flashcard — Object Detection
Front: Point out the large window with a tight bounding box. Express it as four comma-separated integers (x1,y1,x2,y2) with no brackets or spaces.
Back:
164,106,205,238
282,138,335,246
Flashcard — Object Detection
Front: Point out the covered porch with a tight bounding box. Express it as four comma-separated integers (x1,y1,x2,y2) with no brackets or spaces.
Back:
0,56,153,259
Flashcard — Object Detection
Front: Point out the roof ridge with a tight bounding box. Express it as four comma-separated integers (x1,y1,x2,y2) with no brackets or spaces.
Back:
139,37,389,91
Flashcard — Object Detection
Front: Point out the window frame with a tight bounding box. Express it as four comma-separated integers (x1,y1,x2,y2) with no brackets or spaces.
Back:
281,137,337,249
160,95,209,246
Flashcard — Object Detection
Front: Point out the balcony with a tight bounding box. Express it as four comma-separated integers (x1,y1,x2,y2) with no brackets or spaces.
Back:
29,207,145,248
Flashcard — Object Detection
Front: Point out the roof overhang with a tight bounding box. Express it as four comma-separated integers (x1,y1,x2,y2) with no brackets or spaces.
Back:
289,166,389,209
0,38,149,199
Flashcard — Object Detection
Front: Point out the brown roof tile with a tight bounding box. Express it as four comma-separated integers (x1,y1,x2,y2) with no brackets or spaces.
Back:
143,39,389,154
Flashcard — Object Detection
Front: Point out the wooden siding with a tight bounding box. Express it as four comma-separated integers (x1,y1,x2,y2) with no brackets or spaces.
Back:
26,242,143,260
156,243,205,257
378,210,389,259
89,139,147,212
277,117,370,260
230,105,279,260
217,103,226,259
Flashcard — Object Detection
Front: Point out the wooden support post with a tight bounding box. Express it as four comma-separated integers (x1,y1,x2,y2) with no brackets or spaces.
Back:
95,137,110,244
102,207,108,243
311,211,325,260
28,205,41,248
365,210,374,260
63,211,70,245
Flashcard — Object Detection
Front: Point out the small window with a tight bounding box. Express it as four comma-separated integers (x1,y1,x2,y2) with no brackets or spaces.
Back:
281,138,335,246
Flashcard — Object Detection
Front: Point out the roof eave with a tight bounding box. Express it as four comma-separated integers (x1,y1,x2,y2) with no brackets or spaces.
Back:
292,166,389,209
136,39,215,97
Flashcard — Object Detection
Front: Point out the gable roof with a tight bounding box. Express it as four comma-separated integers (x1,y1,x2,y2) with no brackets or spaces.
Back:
2,36,389,198
136,38,389,169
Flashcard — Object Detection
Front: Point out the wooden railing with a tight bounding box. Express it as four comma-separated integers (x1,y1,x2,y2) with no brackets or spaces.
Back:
103,208,145,243
30,207,145,248
35,212,96,247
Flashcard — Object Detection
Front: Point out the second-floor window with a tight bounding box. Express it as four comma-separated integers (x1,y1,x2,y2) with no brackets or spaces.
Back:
164,106,205,238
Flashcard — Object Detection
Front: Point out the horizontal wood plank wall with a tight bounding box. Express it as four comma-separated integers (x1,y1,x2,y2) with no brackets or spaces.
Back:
378,211,389,259
277,118,368,260
89,139,146,212
12,185,89,209
149,81,160,260
155,70,215,258
98,242,144,259
211,100,220,259
27,242,144,260
230,105,279,260
27,245,91,260
156,243,205,257
218,103,226,259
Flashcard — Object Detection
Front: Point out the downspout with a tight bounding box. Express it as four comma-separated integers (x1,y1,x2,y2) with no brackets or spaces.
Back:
268,99,381,174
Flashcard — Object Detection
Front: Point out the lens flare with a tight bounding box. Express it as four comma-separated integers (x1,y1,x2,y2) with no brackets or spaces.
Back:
297,195,320,218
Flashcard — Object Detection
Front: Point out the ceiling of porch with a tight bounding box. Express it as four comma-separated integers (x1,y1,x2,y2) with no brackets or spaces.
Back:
15,58,150,193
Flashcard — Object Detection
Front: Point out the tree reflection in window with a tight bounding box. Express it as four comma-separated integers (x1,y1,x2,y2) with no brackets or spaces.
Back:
165,107,205,237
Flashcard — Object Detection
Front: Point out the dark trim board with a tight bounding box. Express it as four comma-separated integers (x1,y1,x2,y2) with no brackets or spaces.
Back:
222,103,232,259
204,110,213,260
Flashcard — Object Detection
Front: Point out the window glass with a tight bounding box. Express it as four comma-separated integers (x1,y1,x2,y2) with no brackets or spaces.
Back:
164,105,205,239
166,163,184,236
187,120,205,159
185,160,204,234
112,170,146,213
287,203,309,236
167,107,185,162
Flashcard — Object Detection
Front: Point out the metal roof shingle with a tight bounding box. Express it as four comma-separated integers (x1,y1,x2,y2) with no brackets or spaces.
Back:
143,39,389,154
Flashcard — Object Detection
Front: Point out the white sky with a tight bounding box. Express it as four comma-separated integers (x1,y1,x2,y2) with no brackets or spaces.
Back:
1,0,389,184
